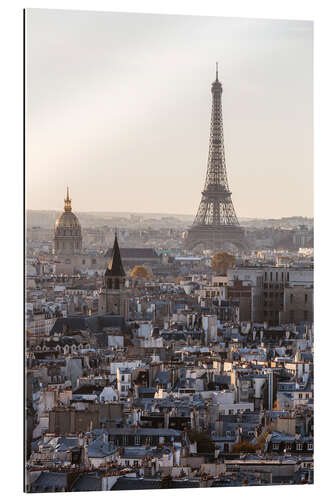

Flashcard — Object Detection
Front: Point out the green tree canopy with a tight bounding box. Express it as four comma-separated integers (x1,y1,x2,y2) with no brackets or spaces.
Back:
188,430,215,453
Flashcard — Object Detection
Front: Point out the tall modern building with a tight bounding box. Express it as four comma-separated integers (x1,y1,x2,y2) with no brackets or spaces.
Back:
185,65,246,251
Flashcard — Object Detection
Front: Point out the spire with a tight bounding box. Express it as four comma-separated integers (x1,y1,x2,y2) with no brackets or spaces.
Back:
105,233,125,277
216,61,219,81
64,186,72,212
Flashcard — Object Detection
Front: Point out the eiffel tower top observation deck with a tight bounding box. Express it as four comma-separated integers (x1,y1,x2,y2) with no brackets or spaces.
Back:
185,64,246,251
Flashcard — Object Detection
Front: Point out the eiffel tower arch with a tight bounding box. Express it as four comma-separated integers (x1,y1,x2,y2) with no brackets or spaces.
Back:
184,64,247,252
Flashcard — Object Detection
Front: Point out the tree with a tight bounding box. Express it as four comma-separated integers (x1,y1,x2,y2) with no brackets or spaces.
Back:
161,474,173,489
231,441,257,454
130,265,151,279
256,431,270,452
210,252,236,275
188,430,215,453
174,277,184,284
55,307,63,318
207,381,216,390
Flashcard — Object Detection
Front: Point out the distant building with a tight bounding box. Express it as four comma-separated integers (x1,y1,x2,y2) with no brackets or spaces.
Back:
104,247,160,268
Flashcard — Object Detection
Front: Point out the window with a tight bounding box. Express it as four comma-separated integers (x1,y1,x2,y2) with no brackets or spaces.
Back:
299,393,303,399
272,443,279,450
270,272,273,282
123,436,128,446
290,294,293,304
276,272,278,281
135,435,141,446
285,442,291,449
296,443,303,451
308,443,313,450
305,294,308,304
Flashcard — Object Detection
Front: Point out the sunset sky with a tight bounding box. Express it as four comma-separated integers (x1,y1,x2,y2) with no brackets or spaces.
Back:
25,9,313,218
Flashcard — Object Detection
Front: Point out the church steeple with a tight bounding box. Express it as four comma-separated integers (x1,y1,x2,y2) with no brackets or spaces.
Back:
64,186,72,212
104,233,125,290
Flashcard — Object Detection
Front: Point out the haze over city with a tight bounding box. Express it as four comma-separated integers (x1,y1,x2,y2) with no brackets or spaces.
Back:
26,9,313,218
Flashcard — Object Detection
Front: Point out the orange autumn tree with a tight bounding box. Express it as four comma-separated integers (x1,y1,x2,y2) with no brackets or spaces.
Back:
210,252,236,275
130,265,151,279
231,441,257,454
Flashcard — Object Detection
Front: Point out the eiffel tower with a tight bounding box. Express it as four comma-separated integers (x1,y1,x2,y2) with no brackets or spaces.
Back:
185,64,246,252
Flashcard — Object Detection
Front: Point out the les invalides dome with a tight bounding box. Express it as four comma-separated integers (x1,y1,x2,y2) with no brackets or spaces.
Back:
53,187,82,255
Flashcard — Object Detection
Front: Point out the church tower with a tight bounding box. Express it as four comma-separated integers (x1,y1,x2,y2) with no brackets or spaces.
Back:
98,234,128,318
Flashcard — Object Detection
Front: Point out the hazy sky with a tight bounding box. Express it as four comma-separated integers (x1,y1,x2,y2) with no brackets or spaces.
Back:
26,9,313,218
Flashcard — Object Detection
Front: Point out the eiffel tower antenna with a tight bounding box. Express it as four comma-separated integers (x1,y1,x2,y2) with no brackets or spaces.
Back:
185,65,246,252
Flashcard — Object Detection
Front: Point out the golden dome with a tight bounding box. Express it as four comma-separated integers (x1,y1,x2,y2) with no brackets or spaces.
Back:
54,187,82,236
55,211,81,228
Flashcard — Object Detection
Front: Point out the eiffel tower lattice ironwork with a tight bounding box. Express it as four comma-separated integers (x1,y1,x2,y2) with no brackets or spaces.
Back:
185,64,246,251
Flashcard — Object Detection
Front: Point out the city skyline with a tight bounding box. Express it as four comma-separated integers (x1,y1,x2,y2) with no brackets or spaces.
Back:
26,9,313,218
24,9,314,492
